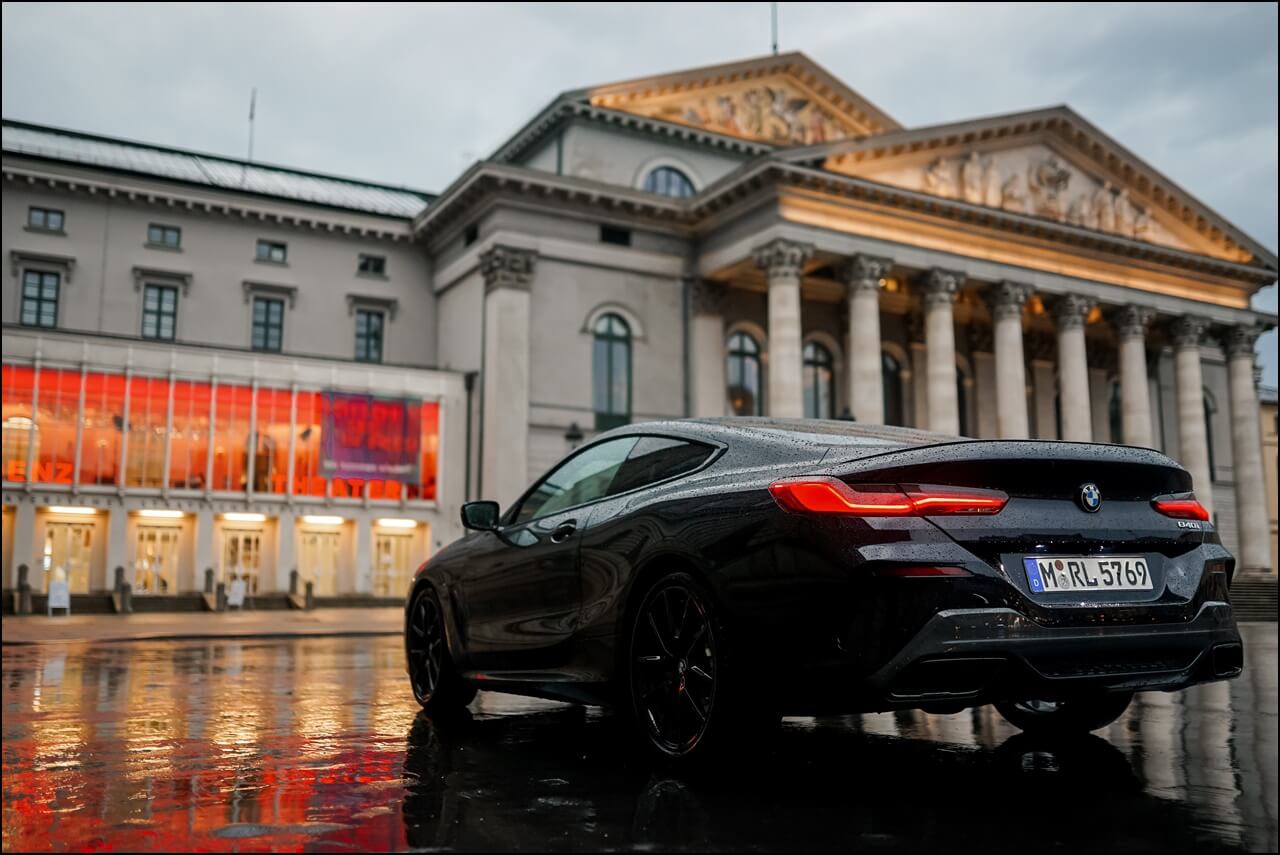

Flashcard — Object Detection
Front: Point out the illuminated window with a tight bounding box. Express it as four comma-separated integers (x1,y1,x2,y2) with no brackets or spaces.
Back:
20,270,59,328
254,387,292,494
292,390,327,497
643,166,695,198
2,364,35,482
80,373,125,486
169,380,211,489
211,384,253,492
141,284,178,340
125,375,169,488
882,352,905,426
33,368,80,485
803,341,835,419
406,401,440,502
592,314,631,431
727,332,762,416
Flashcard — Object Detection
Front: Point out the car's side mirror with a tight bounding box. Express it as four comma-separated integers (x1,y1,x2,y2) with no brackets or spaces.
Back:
461,501,501,532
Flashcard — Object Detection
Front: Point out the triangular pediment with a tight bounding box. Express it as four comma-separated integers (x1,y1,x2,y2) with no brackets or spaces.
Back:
581,52,900,147
794,107,1271,267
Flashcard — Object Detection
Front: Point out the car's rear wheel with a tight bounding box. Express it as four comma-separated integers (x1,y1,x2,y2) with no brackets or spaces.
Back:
625,572,776,763
407,586,476,713
994,692,1133,736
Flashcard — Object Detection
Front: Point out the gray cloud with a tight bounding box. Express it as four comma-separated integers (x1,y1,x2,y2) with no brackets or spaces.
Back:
3,1,1275,379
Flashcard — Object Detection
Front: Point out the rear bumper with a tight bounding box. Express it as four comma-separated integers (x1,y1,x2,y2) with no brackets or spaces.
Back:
863,600,1242,707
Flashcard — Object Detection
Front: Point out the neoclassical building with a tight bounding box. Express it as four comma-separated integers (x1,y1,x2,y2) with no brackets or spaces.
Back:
2,52,1276,599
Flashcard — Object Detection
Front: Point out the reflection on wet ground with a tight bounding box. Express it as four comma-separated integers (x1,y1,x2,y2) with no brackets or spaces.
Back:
2,624,1275,852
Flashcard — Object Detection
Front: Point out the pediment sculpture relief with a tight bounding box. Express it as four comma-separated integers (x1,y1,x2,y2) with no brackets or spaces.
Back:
635,83,853,145
919,152,1156,242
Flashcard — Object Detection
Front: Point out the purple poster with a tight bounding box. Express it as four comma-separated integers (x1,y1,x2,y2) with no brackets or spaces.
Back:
320,391,422,483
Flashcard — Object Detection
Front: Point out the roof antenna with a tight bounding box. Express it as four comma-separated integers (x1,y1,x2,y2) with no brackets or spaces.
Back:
771,2,779,55
242,87,256,187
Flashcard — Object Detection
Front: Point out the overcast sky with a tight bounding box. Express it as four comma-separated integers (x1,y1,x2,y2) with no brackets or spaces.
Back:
3,1,1276,382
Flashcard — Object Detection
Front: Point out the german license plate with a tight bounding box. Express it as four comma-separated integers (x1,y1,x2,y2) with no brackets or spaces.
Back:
1023,555,1152,593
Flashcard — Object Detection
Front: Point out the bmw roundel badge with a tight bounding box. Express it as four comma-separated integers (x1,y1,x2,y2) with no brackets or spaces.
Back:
1079,482,1102,513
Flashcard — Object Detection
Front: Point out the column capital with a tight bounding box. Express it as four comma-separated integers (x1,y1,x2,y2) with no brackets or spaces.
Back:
987,281,1030,321
921,268,964,307
1052,294,1094,330
480,245,537,293
1113,304,1155,339
752,238,813,280
842,253,893,294
1224,324,1264,359
1172,314,1209,349
690,279,726,316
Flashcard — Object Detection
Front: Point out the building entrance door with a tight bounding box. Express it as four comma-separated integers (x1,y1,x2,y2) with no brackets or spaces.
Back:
221,528,264,594
135,526,181,594
298,531,339,596
43,522,94,593
373,532,415,597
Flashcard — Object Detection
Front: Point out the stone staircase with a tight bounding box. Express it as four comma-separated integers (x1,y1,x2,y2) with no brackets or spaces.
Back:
1231,572,1278,622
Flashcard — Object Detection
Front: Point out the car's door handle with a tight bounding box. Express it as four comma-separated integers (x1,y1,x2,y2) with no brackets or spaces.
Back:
550,521,577,543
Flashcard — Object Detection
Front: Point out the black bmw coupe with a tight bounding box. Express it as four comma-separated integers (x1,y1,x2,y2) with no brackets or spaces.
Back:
405,418,1243,761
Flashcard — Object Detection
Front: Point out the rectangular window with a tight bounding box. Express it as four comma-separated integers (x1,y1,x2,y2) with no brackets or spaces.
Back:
255,239,287,263
141,284,178,341
251,297,284,352
33,367,81,485
147,224,181,248
28,207,65,232
2,364,36,482
600,225,631,246
404,401,440,502
124,375,169,488
355,309,384,363
253,386,292,494
79,373,126,486
168,380,211,489
20,270,60,328
211,384,253,492
357,254,386,275
292,390,327,496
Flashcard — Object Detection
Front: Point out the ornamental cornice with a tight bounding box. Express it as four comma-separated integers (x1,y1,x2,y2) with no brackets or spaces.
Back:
480,245,538,293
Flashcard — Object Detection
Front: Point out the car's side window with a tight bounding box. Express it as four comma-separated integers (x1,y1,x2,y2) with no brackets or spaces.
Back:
607,436,715,497
511,437,639,525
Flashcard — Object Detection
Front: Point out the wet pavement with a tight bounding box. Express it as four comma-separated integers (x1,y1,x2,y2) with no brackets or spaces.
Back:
2,625,1275,853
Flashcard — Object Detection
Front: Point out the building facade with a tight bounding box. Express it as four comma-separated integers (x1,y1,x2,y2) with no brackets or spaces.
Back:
3,52,1276,598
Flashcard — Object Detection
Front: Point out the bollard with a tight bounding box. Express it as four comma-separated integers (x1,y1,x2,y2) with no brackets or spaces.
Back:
119,581,132,614
215,581,227,612
304,580,315,611
204,567,215,594
16,564,32,616
114,565,125,592
289,568,299,596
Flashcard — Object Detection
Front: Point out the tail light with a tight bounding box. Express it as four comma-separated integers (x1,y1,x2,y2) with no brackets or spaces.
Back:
769,477,1007,517
1152,495,1210,521
873,565,973,578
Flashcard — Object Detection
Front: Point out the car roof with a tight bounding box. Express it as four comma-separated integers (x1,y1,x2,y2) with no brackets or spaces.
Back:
600,417,951,454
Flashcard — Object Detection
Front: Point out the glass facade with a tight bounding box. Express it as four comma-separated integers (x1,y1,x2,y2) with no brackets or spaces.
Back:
1,364,442,502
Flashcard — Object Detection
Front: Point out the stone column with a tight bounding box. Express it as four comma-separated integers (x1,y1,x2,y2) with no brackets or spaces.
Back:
842,254,892,424
690,280,727,418
753,238,813,418
276,509,295,594
922,268,962,434
1053,295,1094,442
988,282,1030,439
1115,305,1156,448
194,507,216,592
9,502,36,588
1173,315,1214,517
480,245,536,508
354,516,373,595
1225,326,1270,571
105,505,130,592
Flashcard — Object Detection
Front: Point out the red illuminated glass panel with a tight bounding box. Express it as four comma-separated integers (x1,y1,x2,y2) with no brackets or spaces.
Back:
211,384,253,492
254,387,292,494
169,380,211,489
2,364,35,482
292,390,327,496
124,375,170,487
80,373,125,485
31,367,81,485
405,401,439,502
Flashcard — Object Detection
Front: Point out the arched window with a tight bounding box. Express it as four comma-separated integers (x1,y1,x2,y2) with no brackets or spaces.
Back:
803,342,835,419
726,332,762,416
643,166,695,198
882,352,904,426
1108,380,1123,444
592,314,631,430
1203,387,1217,481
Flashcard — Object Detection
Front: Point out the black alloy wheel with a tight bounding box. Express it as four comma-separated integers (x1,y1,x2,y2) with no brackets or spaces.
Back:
407,587,475,712
628,574,719,757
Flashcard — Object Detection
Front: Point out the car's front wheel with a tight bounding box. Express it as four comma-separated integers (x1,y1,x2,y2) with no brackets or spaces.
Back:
407,586,476,713
995,692,1133,736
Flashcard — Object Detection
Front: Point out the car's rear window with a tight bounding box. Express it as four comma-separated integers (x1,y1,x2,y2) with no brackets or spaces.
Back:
607,436,714,497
